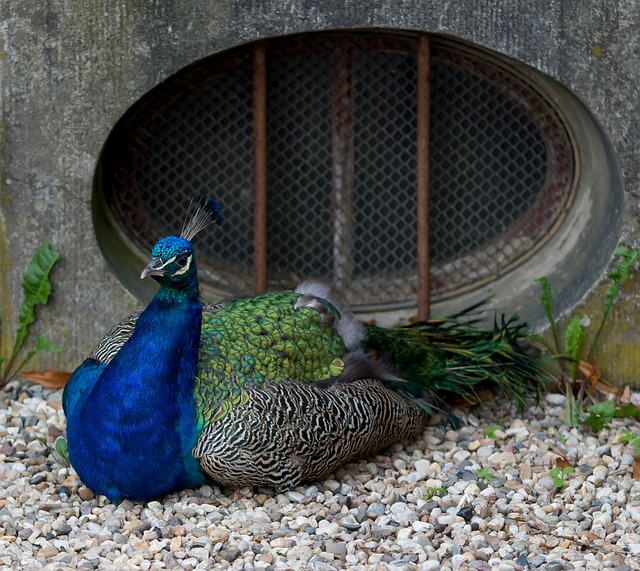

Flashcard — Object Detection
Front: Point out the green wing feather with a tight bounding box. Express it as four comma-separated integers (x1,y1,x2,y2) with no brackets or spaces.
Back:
194,291,347,426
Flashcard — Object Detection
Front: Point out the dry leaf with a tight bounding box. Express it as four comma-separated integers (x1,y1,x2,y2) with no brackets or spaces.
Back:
20,370,71,388
555,457,573,470
620,385,632,404
579,531,602,543
633,456,640,481
578,361,602,389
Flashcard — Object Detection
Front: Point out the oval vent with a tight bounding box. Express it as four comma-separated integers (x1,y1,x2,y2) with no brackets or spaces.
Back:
97,31,576,314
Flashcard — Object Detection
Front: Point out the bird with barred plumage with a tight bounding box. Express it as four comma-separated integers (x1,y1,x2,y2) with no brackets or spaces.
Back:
63,195,549,503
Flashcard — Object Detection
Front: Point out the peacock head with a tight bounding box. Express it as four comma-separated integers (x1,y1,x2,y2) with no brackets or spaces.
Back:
140,196,224,289
141,236,198,287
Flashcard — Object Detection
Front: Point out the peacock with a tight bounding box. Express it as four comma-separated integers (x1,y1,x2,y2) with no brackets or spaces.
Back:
63,196,549,503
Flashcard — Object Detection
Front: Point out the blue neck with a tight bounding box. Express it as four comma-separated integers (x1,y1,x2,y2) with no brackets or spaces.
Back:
68,280,205,502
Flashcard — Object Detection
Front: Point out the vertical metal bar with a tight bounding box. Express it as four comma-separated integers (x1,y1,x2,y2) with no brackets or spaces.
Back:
253,40,268,293
417,34,431,320
331,45,355,297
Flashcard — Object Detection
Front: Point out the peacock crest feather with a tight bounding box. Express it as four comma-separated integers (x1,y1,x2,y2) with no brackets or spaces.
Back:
180,195,224,240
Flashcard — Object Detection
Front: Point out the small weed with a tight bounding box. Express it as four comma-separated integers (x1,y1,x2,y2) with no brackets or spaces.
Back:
0,242,60,388
618,432,640,455
53,437,70,466
477,467,495,481
484,425,500,439
535,247,639,427
34,434,70,466
582,401,616,431
581,400,640,432
423,486,446,500
549,466,575,489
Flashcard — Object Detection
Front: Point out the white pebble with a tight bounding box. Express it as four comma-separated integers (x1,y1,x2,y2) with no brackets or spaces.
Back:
592,465,608,481
414,459,431,473
546,393,566,405
487,516,505,531
453,450,471,462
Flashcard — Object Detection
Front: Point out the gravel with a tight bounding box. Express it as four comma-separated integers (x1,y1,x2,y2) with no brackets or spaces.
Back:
1,382,640,570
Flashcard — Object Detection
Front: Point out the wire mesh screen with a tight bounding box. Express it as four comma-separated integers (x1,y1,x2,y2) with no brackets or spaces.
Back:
102,32,574,310
265,40,334,288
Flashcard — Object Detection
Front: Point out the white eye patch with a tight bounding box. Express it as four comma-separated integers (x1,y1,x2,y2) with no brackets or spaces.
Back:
173,255,193,275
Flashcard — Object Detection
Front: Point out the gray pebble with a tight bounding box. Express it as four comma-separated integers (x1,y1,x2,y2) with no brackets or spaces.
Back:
56,523,72,536
3,383,640,570
367,503,386,517
529,554,546,567
324,540,347,556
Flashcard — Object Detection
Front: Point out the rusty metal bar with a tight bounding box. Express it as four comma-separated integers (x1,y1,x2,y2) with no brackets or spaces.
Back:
331,45,355,298
253,40,268,293
417,34,431,320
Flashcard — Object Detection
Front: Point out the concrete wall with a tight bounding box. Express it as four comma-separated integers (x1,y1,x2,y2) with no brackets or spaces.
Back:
1,1,640,383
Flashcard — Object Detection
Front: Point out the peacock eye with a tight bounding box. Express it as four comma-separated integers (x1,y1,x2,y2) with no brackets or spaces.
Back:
176,255,188,267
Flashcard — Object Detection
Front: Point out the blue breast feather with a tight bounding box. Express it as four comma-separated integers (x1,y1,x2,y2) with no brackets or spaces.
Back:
64,296,205,502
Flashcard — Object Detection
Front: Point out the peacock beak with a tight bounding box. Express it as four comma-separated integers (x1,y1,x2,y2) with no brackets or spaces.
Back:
141,257,166,279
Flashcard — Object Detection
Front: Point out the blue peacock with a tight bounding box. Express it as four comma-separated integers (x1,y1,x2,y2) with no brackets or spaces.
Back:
63,196,548,503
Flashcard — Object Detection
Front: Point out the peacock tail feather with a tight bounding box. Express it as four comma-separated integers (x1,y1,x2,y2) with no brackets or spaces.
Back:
363,312,549,413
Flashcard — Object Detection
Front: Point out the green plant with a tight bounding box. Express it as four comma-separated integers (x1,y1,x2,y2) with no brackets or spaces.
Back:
618,431,640,455
581,400,640,431
36,434,70,467
535,246,639,427
484,424,500,439
549,466,574,489
477,467,495,481
423,486,446,500
53,436,70,466
0,242,60,387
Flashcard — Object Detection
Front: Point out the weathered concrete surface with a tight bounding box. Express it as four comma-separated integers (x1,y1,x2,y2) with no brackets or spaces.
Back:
0,1,639,384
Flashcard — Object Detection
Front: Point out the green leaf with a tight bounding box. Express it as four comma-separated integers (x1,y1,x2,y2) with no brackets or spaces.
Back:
563,392,584,428
613,404,640,419
608,247,639,286
477,467,494,481
34,335,60,354
564,315,585,379
588,247,639,362
54,436,69,465
618,431,639,444
13,242,60,356
581,401,616,431
565,315,584,360
535,277,553,322
603,282,620,316
484,424,499,439
9,335,61,384
535,277,561,353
